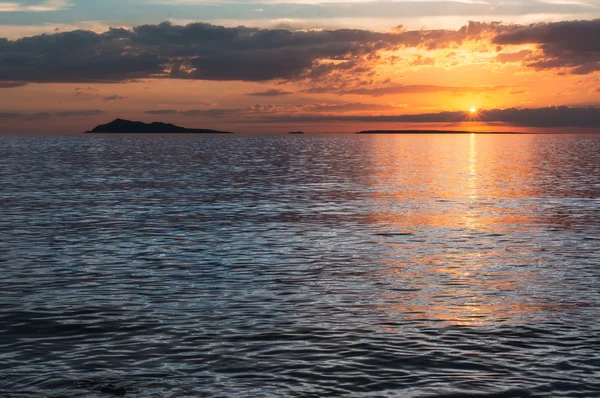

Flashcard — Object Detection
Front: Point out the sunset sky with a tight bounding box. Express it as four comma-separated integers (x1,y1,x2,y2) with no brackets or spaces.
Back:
0,0,599,133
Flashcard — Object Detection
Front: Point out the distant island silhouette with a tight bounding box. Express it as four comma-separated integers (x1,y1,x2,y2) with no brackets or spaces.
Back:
86,119,234,134
356,130,523,134
287,131,305,135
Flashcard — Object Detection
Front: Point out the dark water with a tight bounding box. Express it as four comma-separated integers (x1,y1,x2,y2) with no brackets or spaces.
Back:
1,133,599,397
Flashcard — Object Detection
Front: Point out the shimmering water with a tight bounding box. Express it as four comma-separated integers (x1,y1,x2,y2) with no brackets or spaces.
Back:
1,133,599,397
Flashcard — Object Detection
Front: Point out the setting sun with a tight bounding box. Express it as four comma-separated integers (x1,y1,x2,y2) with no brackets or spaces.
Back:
470,107,478,114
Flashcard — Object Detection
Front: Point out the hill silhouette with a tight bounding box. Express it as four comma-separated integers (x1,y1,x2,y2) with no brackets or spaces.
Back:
87,119,233,134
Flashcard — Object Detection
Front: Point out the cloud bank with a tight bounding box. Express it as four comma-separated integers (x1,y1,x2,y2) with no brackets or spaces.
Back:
0,0,71,13
493,19,600,75
139,106,600,128
259,107,600,128
0,19,598,87
2,106,599,129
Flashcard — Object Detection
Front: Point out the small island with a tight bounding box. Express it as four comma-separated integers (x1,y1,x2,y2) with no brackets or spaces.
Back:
356,129,523,134
287,131,305,135
85,119,234,134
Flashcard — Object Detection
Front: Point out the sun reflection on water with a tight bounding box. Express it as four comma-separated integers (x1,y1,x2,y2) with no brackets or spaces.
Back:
365,134,560,327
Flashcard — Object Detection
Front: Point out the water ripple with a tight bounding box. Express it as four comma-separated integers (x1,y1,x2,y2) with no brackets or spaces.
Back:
1,134,599,397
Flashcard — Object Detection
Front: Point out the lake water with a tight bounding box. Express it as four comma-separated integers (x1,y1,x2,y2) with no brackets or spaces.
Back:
1,133,599,397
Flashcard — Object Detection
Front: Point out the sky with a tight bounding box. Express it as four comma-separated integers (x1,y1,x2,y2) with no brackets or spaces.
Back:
0,0,599,133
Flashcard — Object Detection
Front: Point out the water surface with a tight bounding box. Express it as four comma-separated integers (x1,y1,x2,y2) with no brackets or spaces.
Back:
1,134,599,397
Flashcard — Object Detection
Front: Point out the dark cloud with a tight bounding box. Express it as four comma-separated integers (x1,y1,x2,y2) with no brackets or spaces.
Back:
246,89,293,97
492,19,600,75
259,111,468,123
103,95,128,101
0,22,399,83
509,88,529,95
25,112,52,121
144,109,179,115
55,110,105,117
141,104,599,128
480,107,600,127
0,21,508,84
0,20,596,85
300,102,399,113
0,112,23,119
493,19,599,51
72,87,128,101
0,29,163,83
0,81,27,88
257,107,600,128
319,84,507,97
75,86,99,92
139,105,600,128
0,110,104,121
144,108,240,117
143,102,400,119
181,108,246,117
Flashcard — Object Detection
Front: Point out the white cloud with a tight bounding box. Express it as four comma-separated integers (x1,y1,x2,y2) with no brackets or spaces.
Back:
0,0,71,12
172,12,600,32
0,21,112,39
158,0,492,4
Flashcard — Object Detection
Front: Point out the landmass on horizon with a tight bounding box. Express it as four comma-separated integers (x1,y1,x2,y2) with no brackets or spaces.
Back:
86,119,234,134
356,130,524,134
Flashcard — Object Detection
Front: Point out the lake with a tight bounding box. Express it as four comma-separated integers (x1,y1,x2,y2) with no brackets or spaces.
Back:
1,133,599,397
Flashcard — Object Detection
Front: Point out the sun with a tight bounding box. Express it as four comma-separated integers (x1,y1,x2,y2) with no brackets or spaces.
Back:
469,107,478,114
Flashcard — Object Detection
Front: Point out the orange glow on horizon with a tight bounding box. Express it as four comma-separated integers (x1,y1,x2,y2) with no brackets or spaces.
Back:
1,18,599,134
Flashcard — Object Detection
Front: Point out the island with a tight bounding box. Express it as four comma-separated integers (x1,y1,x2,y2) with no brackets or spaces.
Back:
85,119,234,134
356,130,523,134
287,131,305,135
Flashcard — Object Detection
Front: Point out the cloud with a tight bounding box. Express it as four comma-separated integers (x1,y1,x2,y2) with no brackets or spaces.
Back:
55,110,105,117
5,106,597,129
0,109,104,120
318,84,507,97
409,55,436,66
509,88,529,95
480,106,600,127
143,101,402,118
144,109,179,115
180,108,244,117
0,19,596,87
493,19,600,75
25,112,52,120
136,1,600,21
0,112,22,119
0,29,165,83
0,21,506,84
257,106,600,128
102,95,128,101
300,102,400,113
71,87,129,101
0,0,71,12
496,49,533,64
143,104,600,129
0,80,27,88
246,88,293,96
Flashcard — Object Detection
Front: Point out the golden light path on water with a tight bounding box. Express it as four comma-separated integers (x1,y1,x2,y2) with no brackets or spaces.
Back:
365,134,570,327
